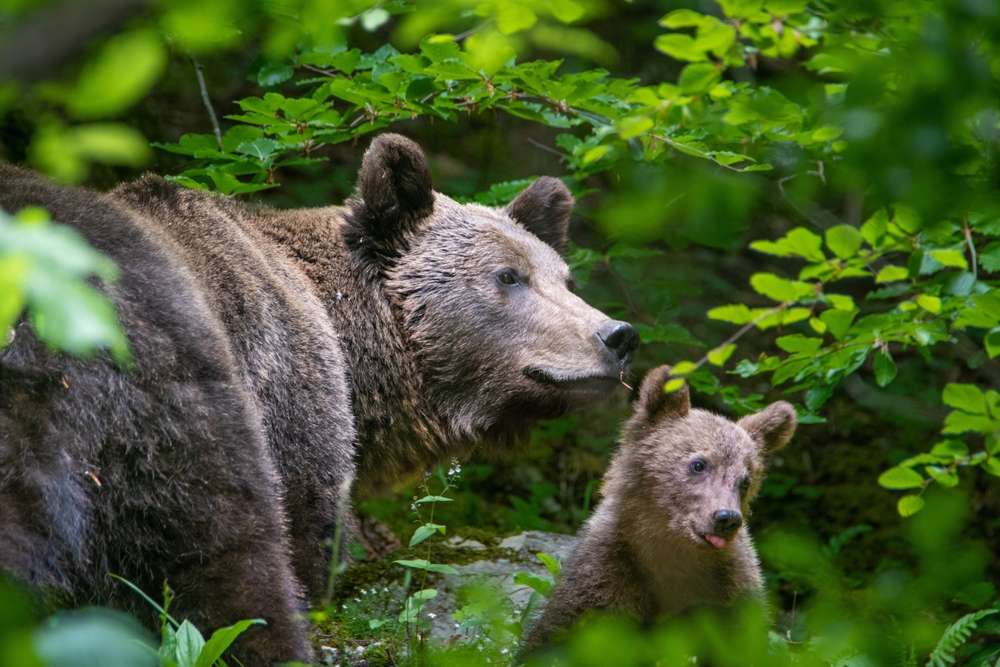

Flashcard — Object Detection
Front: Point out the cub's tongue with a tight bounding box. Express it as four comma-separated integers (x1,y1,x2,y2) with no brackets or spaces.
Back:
705,534,730,549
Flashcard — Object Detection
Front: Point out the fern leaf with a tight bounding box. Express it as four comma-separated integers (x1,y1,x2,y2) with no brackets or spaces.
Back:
926,610,999,667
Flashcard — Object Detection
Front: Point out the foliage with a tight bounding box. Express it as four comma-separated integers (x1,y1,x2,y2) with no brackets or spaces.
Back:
0,206,130,363
112,577,265,667
2,0,1000,665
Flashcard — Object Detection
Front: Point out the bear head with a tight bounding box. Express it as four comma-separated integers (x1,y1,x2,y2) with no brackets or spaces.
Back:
345,134,639,446
616,364,796,551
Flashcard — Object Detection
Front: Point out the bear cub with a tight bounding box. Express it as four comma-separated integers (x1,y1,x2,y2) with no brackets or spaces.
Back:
523,364,797,649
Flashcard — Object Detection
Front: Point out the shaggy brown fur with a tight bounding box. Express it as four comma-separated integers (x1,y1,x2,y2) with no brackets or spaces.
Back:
0,134,637,665
523,365,796,650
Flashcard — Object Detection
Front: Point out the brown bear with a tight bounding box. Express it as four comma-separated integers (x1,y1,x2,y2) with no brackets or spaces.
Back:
0,134,638,666
522,364,795,651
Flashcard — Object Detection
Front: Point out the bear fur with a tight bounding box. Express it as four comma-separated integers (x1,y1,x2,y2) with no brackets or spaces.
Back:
522,364,796,650
0,134,638,666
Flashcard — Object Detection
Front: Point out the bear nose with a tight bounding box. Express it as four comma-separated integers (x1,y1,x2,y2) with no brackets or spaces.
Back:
712,510,743,538
597,320,639,362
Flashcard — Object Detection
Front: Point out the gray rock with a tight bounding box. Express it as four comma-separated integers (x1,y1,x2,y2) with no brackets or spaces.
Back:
420,530,579,640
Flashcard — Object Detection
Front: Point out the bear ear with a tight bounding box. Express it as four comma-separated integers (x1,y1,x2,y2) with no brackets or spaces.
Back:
737,401,797,452
505,177,574,255
347,133,435,263
636,365,690,425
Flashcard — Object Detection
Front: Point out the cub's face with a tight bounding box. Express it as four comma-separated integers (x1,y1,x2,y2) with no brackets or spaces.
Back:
347,134,638,445
622,365,797,550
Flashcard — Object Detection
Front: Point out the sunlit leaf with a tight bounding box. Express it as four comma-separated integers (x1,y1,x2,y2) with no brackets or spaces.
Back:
878,466,924,490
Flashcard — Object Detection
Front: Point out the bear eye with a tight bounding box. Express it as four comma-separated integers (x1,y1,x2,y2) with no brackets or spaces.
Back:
739,476,751,494
690,459,706,474
495,269,520,287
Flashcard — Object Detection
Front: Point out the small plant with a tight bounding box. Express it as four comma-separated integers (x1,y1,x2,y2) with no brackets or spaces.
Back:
112,576,264,667
513,553,562,639
390,462,462,650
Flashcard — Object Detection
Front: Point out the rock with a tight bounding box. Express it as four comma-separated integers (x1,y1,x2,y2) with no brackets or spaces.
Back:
444,536,487,551
420,530,579,640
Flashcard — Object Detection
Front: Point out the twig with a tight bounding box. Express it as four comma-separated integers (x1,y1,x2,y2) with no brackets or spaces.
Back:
686,302,790,374
454,19,491,42
526,137,568,161
964,219,977,280
301,63,348,79
190,55,223,149
649,133,746,172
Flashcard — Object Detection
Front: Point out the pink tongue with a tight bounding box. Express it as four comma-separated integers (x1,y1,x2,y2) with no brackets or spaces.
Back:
705,534,730,549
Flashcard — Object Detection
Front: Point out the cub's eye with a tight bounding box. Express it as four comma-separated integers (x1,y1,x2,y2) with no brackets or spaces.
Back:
739,477,751,494
495,269,519,286
690,459,706,474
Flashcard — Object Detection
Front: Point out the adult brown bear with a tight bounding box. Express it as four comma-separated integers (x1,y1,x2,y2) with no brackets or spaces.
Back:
0,134,638,665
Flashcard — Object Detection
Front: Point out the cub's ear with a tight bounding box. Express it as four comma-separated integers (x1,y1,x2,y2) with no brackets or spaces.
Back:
506,177,573,255
737,401,797,452
347,134,435,263
635,365,690,425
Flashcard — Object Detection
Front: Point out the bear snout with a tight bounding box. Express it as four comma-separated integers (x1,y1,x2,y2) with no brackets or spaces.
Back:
711,509,743,539
597,320,639,362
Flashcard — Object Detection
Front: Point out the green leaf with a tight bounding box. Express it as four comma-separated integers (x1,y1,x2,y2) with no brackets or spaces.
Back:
812,126,842,141
825,225,864,259
775,335,822,355
707,343,737,366
942,411,997,435
427,563,460,574
462,29,515,76
942,384,987,414
513,572,552,597
707,304,754,324
257,61,294,87
980,242,1000,272
750,228,825,261
894,206,922,234
654,34,708,62
678,63,721,93
194,620,266,667
236,139,280,160
618,116,653,139
820,308,857,341
987,328,1000,358
875,266,909,283
861,209,889,247
672,361,697,375
917,294,941,313
873,350,898,387
360,7,391,31
394,559,432,570
420,34,460,62
983,457,1000,477
930,440,969,457
749,273,812,302
221,126,263,153
879,466,924,490
664,377,686,393
414,495,454,504
66,30,166,119
409,523,445,547
897,495,925,517
659,9,717,28
929,250,968,270
174,620,206,667
826,294,855,310
537,552,562,577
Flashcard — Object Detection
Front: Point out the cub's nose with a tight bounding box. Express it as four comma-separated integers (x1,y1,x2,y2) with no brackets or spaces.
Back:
712,510,743,539
597,320,639,362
